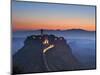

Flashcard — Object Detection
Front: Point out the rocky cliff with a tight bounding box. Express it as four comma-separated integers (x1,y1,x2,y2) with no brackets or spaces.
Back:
13,34,79,74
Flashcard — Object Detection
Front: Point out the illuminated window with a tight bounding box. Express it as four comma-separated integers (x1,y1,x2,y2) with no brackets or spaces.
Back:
43,39,49,45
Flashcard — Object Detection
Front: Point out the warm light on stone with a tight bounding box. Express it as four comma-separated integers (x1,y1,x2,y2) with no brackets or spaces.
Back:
43,45,55,53
43,39,49,45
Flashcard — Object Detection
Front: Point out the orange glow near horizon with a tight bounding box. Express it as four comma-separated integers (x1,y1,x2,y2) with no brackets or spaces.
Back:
12,1,96,31
12,18,95,31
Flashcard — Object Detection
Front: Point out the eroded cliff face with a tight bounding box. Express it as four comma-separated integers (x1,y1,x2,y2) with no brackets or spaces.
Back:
13,34,79,74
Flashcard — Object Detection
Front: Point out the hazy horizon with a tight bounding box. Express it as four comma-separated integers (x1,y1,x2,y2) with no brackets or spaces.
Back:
13,28,96,32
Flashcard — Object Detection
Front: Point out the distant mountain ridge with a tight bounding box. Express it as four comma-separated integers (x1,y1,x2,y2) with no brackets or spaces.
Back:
61,29,95,34
63,29,95,32
13,29,95,38
14,29,95,33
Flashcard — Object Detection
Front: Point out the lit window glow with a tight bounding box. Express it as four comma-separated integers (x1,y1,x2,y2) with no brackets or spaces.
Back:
43,39,49,45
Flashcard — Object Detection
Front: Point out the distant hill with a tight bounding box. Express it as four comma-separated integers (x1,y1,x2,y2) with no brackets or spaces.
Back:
14,29,95,32
63,29,95,32
13,29,95,38
13,29,96,34
60,29,95,35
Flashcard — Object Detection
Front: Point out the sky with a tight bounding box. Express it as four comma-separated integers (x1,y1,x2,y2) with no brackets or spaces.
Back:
12,1,96,31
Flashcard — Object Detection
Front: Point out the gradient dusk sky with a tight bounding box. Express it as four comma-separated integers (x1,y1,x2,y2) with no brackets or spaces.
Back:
12,1,96,31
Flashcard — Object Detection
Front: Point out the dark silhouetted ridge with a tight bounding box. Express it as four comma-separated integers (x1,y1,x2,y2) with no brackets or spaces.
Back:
13,34,80,74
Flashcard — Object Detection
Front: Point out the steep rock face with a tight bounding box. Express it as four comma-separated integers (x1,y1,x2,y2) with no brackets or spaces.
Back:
13,34,79,74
